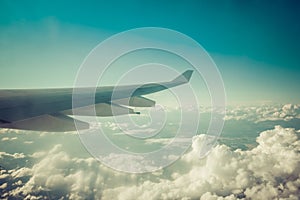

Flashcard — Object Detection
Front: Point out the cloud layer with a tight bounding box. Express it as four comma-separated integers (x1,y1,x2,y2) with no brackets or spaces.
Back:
224,104,300,122
1,125,299,199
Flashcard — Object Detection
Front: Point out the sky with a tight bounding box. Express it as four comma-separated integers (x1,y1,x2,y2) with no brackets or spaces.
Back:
0,0,300,104
1,2,300,199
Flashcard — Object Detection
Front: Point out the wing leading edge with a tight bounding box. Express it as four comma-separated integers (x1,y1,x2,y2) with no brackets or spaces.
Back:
0,70,193,132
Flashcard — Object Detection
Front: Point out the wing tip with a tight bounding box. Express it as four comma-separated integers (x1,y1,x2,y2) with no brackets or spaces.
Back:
182,70,194,82
172,70,194,83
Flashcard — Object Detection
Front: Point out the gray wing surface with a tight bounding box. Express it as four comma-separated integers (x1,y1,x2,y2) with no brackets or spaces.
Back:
0,70,193,132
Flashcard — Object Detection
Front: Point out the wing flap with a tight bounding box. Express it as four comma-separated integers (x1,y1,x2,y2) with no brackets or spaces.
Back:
113,96,155,107
62,102,140,117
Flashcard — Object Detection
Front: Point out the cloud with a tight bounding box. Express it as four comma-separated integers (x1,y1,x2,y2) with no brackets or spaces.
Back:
0,128,24,134
4,144,128,199
0,183,7,189
224,104,300,123
1,126,299,199
0,173,10,180
103,126,300,200
0,152,25,159
1,137,17,141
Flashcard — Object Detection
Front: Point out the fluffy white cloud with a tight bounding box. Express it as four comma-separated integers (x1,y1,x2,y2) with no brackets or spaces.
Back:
3,144,137,199
5,145,101,199
1,126,299,199
103,126,300,200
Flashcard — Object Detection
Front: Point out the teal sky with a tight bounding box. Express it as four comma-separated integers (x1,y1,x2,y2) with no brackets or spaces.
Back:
0,0,299,104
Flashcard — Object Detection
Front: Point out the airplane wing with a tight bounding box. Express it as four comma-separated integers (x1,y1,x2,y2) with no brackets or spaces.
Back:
0,70,193,132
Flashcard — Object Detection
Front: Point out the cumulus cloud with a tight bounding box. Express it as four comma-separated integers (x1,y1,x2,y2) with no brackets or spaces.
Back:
2,144,136,199
1,126,299,199
4,145,100,199
103,126,300,200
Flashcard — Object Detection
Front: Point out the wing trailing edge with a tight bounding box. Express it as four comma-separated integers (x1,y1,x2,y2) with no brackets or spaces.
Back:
113,96,155,107
62,102,140,117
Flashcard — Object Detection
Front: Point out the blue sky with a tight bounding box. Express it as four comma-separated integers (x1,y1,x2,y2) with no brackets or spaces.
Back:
0,0,299,104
